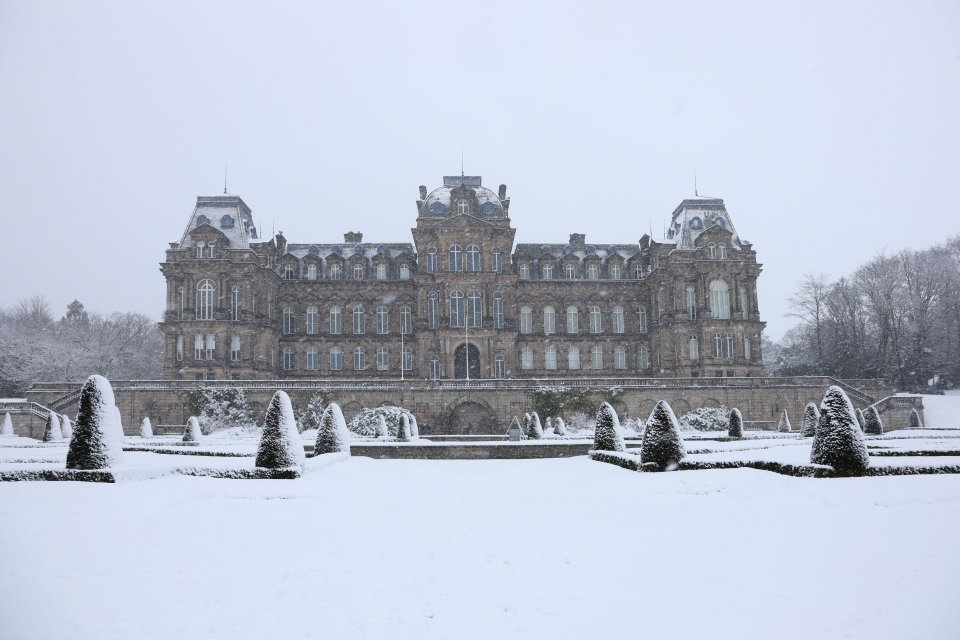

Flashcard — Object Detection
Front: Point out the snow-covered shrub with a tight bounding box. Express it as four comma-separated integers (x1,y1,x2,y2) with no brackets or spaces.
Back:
189,387,257,434
349,406,418,437
522,412,532,437
727,408,743,438
66,375,123,470
314,402,351,455
777,410,792,433
565,412,594,435
398,413,411,441
296,419,305,433
1,412,13,436
909,408,922,429
621,417,645,436
593,402,625,452
296,391,328,431
376,415,388,438
43,411,63,442
529,412,544,439
863,406,884,435
255,390,305,470
810,386,870,475
60,415,73,440
678,406,730,432
139,417,153,438
554,416,567,436
182,416,202,443
800,403,819,438
544,416,553,434
408,412,420,438
855,408,866,432
641,400,686,470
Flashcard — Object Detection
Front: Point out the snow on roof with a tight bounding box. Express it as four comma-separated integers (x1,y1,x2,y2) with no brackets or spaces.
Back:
513,243,640,260
178,195,257,250
283,243,415,261
666,198,742,250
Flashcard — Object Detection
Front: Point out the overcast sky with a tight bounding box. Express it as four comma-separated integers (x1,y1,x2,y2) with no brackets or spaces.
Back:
1,0,958,339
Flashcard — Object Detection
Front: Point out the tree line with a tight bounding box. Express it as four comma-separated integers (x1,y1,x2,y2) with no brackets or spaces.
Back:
0,296,162,397
765,236,960,390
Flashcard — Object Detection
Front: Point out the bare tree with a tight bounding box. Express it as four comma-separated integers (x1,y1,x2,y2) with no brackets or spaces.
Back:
787,274,830,373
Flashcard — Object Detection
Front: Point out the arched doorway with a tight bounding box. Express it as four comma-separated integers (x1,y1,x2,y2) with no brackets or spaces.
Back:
453,343,480,380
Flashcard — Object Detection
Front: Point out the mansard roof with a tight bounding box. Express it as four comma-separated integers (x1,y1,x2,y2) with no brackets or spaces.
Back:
662,197,743,250
281,242,415,261
178,195,258,249
513,243,640,261
419,175,507,218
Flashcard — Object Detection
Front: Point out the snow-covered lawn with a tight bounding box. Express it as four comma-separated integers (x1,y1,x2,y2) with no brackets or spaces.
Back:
1,456,959,640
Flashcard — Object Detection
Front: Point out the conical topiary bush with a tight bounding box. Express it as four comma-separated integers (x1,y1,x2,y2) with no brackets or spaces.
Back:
1,412,13,436
777,409,791,433
60,414,73,441
529,412,544,439
554,416,567,436
256,390,305,470
641,400,686,470
183,416,202,443
398,413,411,442
727,408,743,438
376,414,388,438
593,402,625,452
408,413,420,439
863,406,884,435
66,375,124,470
139,417,153,438
810,385,870,475
43,411,63,442
855,408,866,432
313,402,351,455
800,402,820,438
523,413,532,437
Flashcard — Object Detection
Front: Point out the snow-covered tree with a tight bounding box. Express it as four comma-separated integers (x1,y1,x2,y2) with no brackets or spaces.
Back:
810,386,870,474
554,416,567,436
314,402,351,455
182,416,202,443
909,408,922,429
545,416,553,434
255,390,305,470
398,413,411,441
800,402,820,437
348,406,417,436
678,406,731,432
640,400,686,470
60,414,73,440
407,412,420,439
855,408,866,432
43,411,62,442
297,391,328,431
863,406,884,435
65,375,123,469
296,419,305,433
727,408,743,438
139,417,153,438
189,386,256,434
529,412,544,439
376,414,388,438
593,402,625,452
523,412,532,437
1,412,13,436
777,409,792,432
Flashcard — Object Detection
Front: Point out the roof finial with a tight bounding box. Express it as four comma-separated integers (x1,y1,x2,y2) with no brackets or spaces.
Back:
461,149,464,177
224,163,228,194
694,169,698,197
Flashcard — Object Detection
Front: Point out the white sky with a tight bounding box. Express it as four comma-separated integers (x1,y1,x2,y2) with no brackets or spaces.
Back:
1,0,958,339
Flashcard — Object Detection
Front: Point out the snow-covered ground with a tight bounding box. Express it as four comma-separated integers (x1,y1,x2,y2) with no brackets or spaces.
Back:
2,454,960,639
918,390,960,429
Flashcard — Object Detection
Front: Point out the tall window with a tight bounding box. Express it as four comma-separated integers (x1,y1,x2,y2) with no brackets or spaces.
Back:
519,264,530,280
492,249,502,273
402,346,413,371
284,264,296,280
400,306,412,335
428,292,439,329
638,306,648,333
176,336,184,361
353,306,365,334
457,199,468,215
282,347,295,371
329,306,342,334
205,334,215,359
449,245,463,272
466,245,481,272
329,347,342,371
306,306,318,334
376,347,389,371
353,263,364,280
590,346,603,369
709,280,731,319
614,346,626,370
231,285,241,321
612,306,625,334
633,263,644,279
689,336,699,361
306,347,318,371
740,286,751,320
195,241,205,258
718,243,727,259
519,306,533,334
609,264,622,280
566,306,579,334
565,264,576,280
427,248,437,273
196,280,215,320
194,335,204,360
376,264,387,280
714,333,723,358
587,264,599,280
725,334,734,358
399,264,410,280
708,243,717,259
542,263,553,280
330,263,341,280
638,345,650,370
494,356,505,378
176,286,184,320
230,335,241,361
521,345,533,369
353,347,366,370
492,293,504,329
467,290,482,328
744,336,752,361
376,306,389,334
307,264,317,281
568,346,581,370
283,306,294,335
543,306,556,335
207,242,216,258
429,356,441,379
589,306,602,333
449,291,464,328
545,345,557,370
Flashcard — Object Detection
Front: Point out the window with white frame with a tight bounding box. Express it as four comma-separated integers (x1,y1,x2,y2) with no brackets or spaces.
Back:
610,264,622,280
687,285,697,320
714,333,723,357
566,306,579,334
521,345,533,369
494,355,505,378
284,264,296,280
207,242,216,258
194,335,204,360
176,286,184,320
709,280,731,319
467,290,482,328
353,347,366,370
231,335,241,361
399,264,410,280
744,336,752,360
492,293,504,329
329,306,342,334
543,306,556,335
725,334,734,358
545,345,557,370
491,249,502,273
427,248,437,273
638,345,650,370
306,347,318,371
449,245,463,272
400,306,412,335
590,346,603,369
718,243,727,259
565,264,576,280
353,263,364,280
376,306,389,334
353,306,365,334
689,336,699,361
402,346,413,371
307,264,317,281
612,306,625,334
283,347,295,371
614,346,626,370
568,346,581,370
231,285,241,321
519,263,530,279
195,241,205,258
457,199,469,215
466,245,481,272
638,306,648,333
449,291,464,328
205,334,215,359
519,306,533,334
587,264,599,280
376,347,389,371
196,280,215,320
330,263,341,280
306,306,318,335
428,292,439,329
708,243,717,259
176,336,184,361
589,306,602,333
542,263,553,280
376,264,387,280
329,347,342,371
283,306,294,335
429,356,441,379
633,263,643,279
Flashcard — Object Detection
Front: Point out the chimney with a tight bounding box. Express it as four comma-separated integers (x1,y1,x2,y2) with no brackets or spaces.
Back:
344,232,363,243
498,184,507,200
419,185,428,199
569,233,585,246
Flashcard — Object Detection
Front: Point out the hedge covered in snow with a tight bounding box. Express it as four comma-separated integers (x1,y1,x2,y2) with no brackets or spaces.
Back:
678,406,731,432
777,410,792,433
863,406,884,435
1,413,13,436
810,386,870,475
349,406,418,437
800,403,820,438
528,412,544,439
593,402,625,452
43,411,62,442
139,417,153,438
182,417,202,443
314,402,351,455
188,386,257,434
727,408,743,438
640,400,686,470
255,390,305,470
66,375,124,470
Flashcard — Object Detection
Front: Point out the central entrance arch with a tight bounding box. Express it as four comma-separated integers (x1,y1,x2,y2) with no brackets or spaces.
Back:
453,343,481,380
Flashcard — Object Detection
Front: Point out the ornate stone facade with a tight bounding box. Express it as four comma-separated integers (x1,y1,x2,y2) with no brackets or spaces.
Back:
159,175,765,381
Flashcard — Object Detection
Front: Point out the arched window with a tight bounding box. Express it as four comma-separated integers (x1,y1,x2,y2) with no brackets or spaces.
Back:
519,264,530,280
449,245,463,272
612,306,625,334
399,264,410,280
545,345,557,370
329,347,342,370
376,306,389,334
542,263,553,280
566,306,579,334
491,249,502,273
306,306,318,334
194,334,204,360
426,248,437,273
519,306,533,334
195,241,205,258
330,263,342,280
428,292,439,329
590,346,603,369
429,356,441,379
521,345,533,370
709,280,731,319
725,334,734,358
457,199,469,215
400,306,412,335
205,334,215,359
587,264,599,280
568,346,581,370
284,264,296,280
494,356,505,378
467,290,482,328
306,347,318,371
708,243,717,259
376,347,389,371
402,346,413,371
329,306,342,334
492,293,504,329
565,264,576,280
353,347,366,371
543,306,556,335
207,242,216,258
196,280,215,320
686,285,697,321
376,264,387,280
175,286,184,320
740,285,751,320
633,263,644,279
353,305,365,334
283,306,294,334
609,264,622,280
689,336,699,361
638,345,650,370
714,333,723,357
690,216,703,230
466,245,481,272
306,264,317,281
638,306,648,333
353,263,364,280
449,291,464,328
614,346,626,370
744,336,752,360
718,243,727,259
282,347,295,371
176,335,184,361
589,306,602,333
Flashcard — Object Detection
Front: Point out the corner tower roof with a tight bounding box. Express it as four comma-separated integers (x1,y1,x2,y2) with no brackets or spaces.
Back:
664,197,742,249
177,195,258,249
418,175,509,219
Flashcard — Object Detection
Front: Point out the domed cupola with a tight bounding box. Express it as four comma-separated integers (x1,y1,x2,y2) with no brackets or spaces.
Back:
418,175,507,218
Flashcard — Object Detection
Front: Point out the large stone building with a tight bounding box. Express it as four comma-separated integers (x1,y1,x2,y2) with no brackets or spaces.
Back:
159,175,765,381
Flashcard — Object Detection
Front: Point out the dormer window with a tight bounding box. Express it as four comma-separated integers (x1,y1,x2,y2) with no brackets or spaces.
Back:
565,264,576,279
399,264,410,280
690,216,703,230
330,263,341,280
609,264,621,280
519,264,530,280
220,215,235,228
195,241,205,258
718,243,727,259
457,200,469,215
284,264,295,280
587,264,599,280
708,243,717,259
306,264,318,281
207,242,216,258
376,264,387,280
353,263,364,280
542,263,553,280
